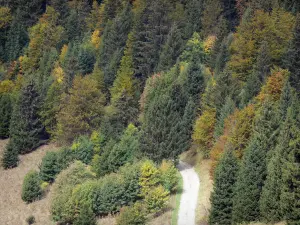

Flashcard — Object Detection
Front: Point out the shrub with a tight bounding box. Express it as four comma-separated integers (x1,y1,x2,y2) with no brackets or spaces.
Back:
26,215,35,224
139,160,160,197
159,160,180,192
51,161,95,223
144,185,169,214
116,202,147,225
56,147,75,170
39,151,59,182
2,142,18,169
22,170,43,203
74,204,96,225
72,136,94,164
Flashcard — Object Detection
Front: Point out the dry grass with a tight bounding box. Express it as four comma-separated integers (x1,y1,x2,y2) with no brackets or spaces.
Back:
97,215,117,225
0,139,58,225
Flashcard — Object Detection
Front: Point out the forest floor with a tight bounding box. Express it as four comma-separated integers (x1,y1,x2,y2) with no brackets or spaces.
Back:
0,139,58,225
177,161,200,225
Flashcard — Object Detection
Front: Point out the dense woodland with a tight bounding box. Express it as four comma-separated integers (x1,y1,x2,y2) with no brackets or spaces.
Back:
0,0,300,224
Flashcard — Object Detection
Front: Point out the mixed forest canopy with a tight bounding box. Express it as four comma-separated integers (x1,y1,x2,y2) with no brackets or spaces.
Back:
0,0,300,224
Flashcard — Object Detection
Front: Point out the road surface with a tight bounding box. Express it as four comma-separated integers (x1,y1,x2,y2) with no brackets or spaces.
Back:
177,161,200,225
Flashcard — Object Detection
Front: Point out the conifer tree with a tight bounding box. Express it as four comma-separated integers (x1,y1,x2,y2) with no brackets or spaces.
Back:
0,93,12,138
284,14,300,95
184,0,203,38
9,82,46,154
214,96,235,139
2,142,19,169
279,97,300,225
209,150,238,225
232,101,279,223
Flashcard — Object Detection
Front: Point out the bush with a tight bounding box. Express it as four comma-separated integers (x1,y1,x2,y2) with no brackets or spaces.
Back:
139,160,160,197
26,215,35,224
51,161,95,223
159,160,180,192
72,136,94,164
39,151,59,182
144,185,169,214
56,147,75,170
22,170,43,203
74,204,96,225
116,202,147,225
2,142,19,169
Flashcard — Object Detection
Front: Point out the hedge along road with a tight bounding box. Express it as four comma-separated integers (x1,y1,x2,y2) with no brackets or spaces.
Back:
177,161,200,225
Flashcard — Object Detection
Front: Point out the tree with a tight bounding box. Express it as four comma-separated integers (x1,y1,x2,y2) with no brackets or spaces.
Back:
209,150,238,225
9,82,46,154
0,93,12,138
232,101,279,223
74,204,96,225
39,152,59,183
22,170,43,203
2,142,19,169
144,185,169,214
184,0,203,38
71,136,94,165
56,76,105,144
284,14,300,95
116,202,146,225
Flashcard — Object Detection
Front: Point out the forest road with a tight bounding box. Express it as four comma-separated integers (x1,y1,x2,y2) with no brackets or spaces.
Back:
177,161,200,225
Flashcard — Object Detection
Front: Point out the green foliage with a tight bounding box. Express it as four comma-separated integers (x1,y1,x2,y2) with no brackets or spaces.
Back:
51,161,95,223
39,152,59,183
74,204,96,225
159,160,180,192
9,82,46,154
0,93,12,138
71,136,94,165
116,202,147,225
144,185,169,214
22,170,42,203
2,142,19,169
139,160,160,197
209,151,238,225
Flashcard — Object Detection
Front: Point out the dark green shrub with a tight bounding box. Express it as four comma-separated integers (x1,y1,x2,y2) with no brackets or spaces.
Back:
116,202,146,225
56,147,75,170
39,151,59,182
22,170,43,203
72,136,94,164
2,142,19,169
26,215,35,224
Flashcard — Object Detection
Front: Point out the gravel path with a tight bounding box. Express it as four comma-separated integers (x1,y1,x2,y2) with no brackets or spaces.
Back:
177,161,200,225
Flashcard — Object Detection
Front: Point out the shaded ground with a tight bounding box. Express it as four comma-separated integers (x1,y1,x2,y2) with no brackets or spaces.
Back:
177,161,200,225
0,139,58,225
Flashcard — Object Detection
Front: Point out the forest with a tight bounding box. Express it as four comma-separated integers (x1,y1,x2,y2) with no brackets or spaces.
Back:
0,0,299,224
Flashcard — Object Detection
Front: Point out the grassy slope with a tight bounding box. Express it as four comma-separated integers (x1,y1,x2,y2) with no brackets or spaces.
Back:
0,139,58,225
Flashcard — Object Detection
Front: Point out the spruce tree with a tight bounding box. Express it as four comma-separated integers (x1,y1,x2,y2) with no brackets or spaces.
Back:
279,97,300,225
184,0,203,38
284,14,300,96
232,101,279,224
39,152,59,183
214,96,235,139
9,82,46,154
2,142,19,169
0,93,12,138
209,150,238,225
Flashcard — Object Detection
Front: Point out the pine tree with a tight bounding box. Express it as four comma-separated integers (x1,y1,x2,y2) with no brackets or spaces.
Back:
184,0,203,38
209,150,238,225
284,14,300,96
39,152,59,183
9,82,46,154
0,93,12,138
232,101,279,223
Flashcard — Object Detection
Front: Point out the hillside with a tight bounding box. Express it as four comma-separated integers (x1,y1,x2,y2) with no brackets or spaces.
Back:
1,0,300,225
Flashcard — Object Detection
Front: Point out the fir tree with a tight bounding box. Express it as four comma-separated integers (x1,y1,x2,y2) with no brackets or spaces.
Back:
284,14,300,96
39,152,59,183
232,101,279,224
209,150,238,225
0,93,12,138
9,82,46,154
184,0,203,38
2,142,19,169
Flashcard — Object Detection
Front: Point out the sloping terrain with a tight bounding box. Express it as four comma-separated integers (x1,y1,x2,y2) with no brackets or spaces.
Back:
0,140,58,225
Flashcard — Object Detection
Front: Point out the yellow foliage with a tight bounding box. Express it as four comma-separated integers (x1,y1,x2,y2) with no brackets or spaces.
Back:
139,160,160,197
59,45,68,63
91,30,101,49
229,9,295,81
256,67,289,103
0,7,12,28
52,63,64,84
204,35,216,54
192,108,216,156
0,80,14,94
